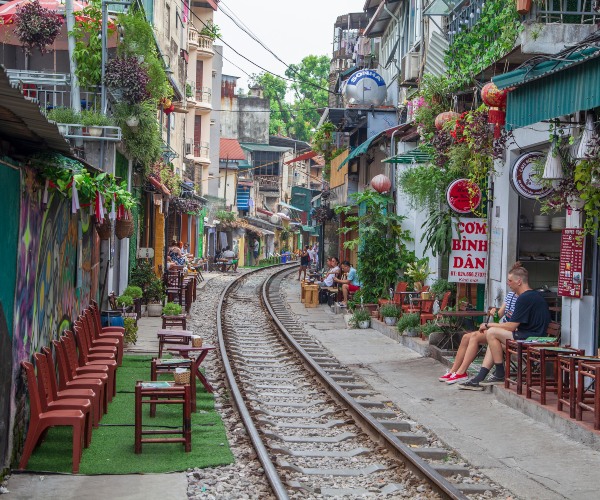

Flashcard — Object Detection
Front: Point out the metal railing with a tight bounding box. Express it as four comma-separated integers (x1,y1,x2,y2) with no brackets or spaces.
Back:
448,0,599,44
195,87,212,104
254,175,280,191
53,123,122,141
186,141,209,159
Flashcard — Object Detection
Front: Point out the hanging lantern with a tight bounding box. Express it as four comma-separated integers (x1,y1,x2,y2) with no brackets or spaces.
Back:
434,111,460,130
371,174,392,193
542,137,564,180
164,104,175,115
488,107,506,139
481,82,507,108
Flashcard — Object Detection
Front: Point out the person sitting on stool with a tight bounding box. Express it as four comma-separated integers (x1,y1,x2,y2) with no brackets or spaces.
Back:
333,261,361,308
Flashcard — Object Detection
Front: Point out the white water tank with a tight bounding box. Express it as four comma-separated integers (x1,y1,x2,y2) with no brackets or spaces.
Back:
343,69,387,106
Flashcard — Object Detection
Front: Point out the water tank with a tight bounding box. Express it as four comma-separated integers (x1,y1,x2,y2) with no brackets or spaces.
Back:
343,69,387,106
270,214,281,225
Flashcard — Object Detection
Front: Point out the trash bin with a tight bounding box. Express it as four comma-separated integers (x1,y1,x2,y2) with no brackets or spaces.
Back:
101,310,124,328
280,253,288,264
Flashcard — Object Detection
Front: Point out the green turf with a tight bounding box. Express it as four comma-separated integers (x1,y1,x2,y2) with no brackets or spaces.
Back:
25,355,234,474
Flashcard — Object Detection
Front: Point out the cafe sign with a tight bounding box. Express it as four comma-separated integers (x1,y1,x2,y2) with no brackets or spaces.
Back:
446,179,482,214
448,218,488,284
558,228,584,298
511,152,553,199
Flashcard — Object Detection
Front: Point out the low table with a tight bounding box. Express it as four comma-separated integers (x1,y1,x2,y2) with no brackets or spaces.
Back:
151,358,197,412
134,380,191,453
157,329,194,357
167,345,216,393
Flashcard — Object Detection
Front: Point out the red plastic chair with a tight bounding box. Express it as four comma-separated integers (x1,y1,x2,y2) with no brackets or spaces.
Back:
41,347,101,428
33,352,92,447
54,338,107,417
72,320,118,365
90,300,125,335
64,328,116,401
84,307,123,366
19,361,86,474
421,291,452,325
78,314,120,364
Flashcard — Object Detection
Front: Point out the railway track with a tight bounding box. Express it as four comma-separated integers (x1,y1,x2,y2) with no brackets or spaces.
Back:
217,265,501,499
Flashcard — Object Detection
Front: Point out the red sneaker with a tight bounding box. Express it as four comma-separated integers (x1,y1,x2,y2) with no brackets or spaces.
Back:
446,372,468,385
439,371,454,382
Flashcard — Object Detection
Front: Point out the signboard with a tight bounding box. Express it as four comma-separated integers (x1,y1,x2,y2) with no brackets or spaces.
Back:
558,228,584,298
446,179,482,214
489,227,503,282
449,218,488,284
137,248,155,259
510,152,554,199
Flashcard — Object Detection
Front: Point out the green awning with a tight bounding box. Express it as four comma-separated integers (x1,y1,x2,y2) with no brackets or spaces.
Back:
493,46,600,128
338,134,379,170
383,146,432,164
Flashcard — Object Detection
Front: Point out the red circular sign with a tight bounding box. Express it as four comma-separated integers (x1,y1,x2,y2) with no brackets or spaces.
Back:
446,179,482,214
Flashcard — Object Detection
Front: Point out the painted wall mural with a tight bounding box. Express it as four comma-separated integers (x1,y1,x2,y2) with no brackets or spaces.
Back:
10,166,98,465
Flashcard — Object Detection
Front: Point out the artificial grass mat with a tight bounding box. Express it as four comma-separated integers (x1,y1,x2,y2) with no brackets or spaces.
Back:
26,355,234,474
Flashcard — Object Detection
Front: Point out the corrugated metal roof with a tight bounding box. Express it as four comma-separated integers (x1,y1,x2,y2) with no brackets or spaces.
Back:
240,143,291,153
424,31,449,77
220,138,246,160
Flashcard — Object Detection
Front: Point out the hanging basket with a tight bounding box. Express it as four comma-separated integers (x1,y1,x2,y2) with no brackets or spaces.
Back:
115,218,134,239
95,219,112,240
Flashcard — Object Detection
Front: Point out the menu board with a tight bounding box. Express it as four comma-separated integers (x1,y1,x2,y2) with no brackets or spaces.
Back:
558,228,584,298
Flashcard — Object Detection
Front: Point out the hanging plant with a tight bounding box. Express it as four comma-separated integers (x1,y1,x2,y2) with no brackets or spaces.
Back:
14,0,63,55
151,161,181,197
104,56,151,104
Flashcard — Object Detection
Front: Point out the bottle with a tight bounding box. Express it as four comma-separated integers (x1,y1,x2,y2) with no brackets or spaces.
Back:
493,309,500,323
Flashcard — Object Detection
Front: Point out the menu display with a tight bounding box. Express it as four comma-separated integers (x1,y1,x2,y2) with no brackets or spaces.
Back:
558,228,584,298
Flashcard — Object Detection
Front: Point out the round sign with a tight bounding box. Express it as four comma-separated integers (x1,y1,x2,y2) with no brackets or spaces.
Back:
510,152,553,199
343,69,387,106
446,179,482,214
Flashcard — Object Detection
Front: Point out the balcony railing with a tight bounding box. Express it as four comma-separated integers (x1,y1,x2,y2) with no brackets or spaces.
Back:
53,123,122,142
448,0,599,44
186,140,209,160
195,87,211,103
188,28,199,47
186,80,196,100
254,175,280,191
197,34,214,54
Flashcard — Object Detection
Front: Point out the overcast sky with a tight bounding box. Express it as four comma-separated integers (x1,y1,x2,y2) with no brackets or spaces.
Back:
214,0,366,91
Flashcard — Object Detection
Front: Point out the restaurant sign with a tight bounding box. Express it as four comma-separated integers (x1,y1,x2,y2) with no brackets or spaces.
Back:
510,152,553,199
558,228,584,298
446,179,482,214
448,218,488,284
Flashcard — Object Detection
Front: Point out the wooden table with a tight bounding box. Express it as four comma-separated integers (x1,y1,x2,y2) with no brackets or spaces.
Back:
157,329,194,357
167,345,216,393
151,358,197,412
134,380,191,453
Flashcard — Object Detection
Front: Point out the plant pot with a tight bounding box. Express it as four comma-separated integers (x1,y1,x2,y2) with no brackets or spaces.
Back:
404,327,419,337
115,217,134,239
147,303,163,317
362,304,379,317
126,116,140,128
95,219,112,240
87,126,103,137
384,317,397,326
358,320,371,329
428,331,445,346
421,292,432,300
413,282,423,292
516,0,532,14
57,124,68,135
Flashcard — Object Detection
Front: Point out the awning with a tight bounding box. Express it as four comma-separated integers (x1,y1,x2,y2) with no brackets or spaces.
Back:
285,150,317,164
279,201,304,212
493,41,600,128
149,176,171,196
256,207,274,217
338,124,408,170
240,143,292,153
383,146,432,164
245,224,275,236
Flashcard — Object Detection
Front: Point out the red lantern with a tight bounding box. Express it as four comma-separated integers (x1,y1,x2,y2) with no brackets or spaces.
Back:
164,104,175,115
371,174,392,194
435,111,460,130
488,107,506,139
481,82,507,108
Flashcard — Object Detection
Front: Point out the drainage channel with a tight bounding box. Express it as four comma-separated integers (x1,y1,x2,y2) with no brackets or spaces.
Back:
218,265,499,499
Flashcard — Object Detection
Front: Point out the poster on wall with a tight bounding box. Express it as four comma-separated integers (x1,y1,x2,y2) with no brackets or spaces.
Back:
558,228,585,298
448,218,488,284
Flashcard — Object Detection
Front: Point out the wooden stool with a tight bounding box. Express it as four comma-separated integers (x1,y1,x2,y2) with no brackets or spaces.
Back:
505,338,559,395
558,355,600,418
151,358,197,412
305,285,319,308
135,380,191,453
577,361,600,429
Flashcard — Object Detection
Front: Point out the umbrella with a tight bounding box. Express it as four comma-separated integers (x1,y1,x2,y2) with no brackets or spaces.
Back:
0,0,89,24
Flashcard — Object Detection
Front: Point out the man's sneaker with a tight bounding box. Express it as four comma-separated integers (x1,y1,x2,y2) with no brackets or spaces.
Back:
439,371,454,382
337,302,347,308
458,379,485,391
480,374,505,385
445,372,468,385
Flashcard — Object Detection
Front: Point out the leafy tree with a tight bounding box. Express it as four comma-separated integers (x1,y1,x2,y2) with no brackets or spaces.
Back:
250,55,329,141
336,190,414,303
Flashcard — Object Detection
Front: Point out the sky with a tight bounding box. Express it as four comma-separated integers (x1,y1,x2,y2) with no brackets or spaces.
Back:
214,0,366,91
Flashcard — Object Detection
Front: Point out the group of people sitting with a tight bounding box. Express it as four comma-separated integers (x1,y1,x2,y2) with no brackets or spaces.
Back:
298,251,362,308
439,262,551,391
215,246,238,272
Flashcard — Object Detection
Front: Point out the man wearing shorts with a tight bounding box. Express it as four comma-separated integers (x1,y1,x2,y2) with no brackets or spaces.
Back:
460,264,550,390
334,261,361,308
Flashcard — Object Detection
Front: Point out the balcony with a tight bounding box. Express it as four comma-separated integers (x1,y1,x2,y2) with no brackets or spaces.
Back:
197,34,214,58
188,28,199,48
195,87,212,113
449,0,598,65
185,140,210,164
254,175,280,192
53,123,122,142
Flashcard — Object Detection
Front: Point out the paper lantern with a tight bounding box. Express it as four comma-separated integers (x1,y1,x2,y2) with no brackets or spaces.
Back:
435,111,460,130
164,104,175,115
481,82,507,108
542,138,564,180
371,174,392,193
488,107,506,139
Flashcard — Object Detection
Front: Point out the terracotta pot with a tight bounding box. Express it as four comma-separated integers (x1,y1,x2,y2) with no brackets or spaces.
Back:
516,0,532,14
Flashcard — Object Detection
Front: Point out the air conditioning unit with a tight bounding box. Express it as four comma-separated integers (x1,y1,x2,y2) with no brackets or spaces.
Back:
402,51,421,83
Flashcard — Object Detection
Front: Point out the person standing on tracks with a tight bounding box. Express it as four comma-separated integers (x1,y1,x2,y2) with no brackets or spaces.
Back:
298,245,310,281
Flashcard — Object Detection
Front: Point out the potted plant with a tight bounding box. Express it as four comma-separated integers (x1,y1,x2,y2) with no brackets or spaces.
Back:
350,308,371,329
397,313,420,337
47,107,81,134
516,0,532,14
379,304,401,326
129,262,165,315
162,301,183,317
122,285,143,317
104,56,150,104
420,321,444,344
115,294,134,310
80,109,114,137
123,317,138,345
199,20,220,40
429,278,456,300
14,0,63,55
405,258,433,292
145,279,165,316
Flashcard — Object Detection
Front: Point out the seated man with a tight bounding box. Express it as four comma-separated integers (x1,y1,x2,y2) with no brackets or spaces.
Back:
220,246,236,271
317,257,340,288
333,260,361,308
459,264,550,391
